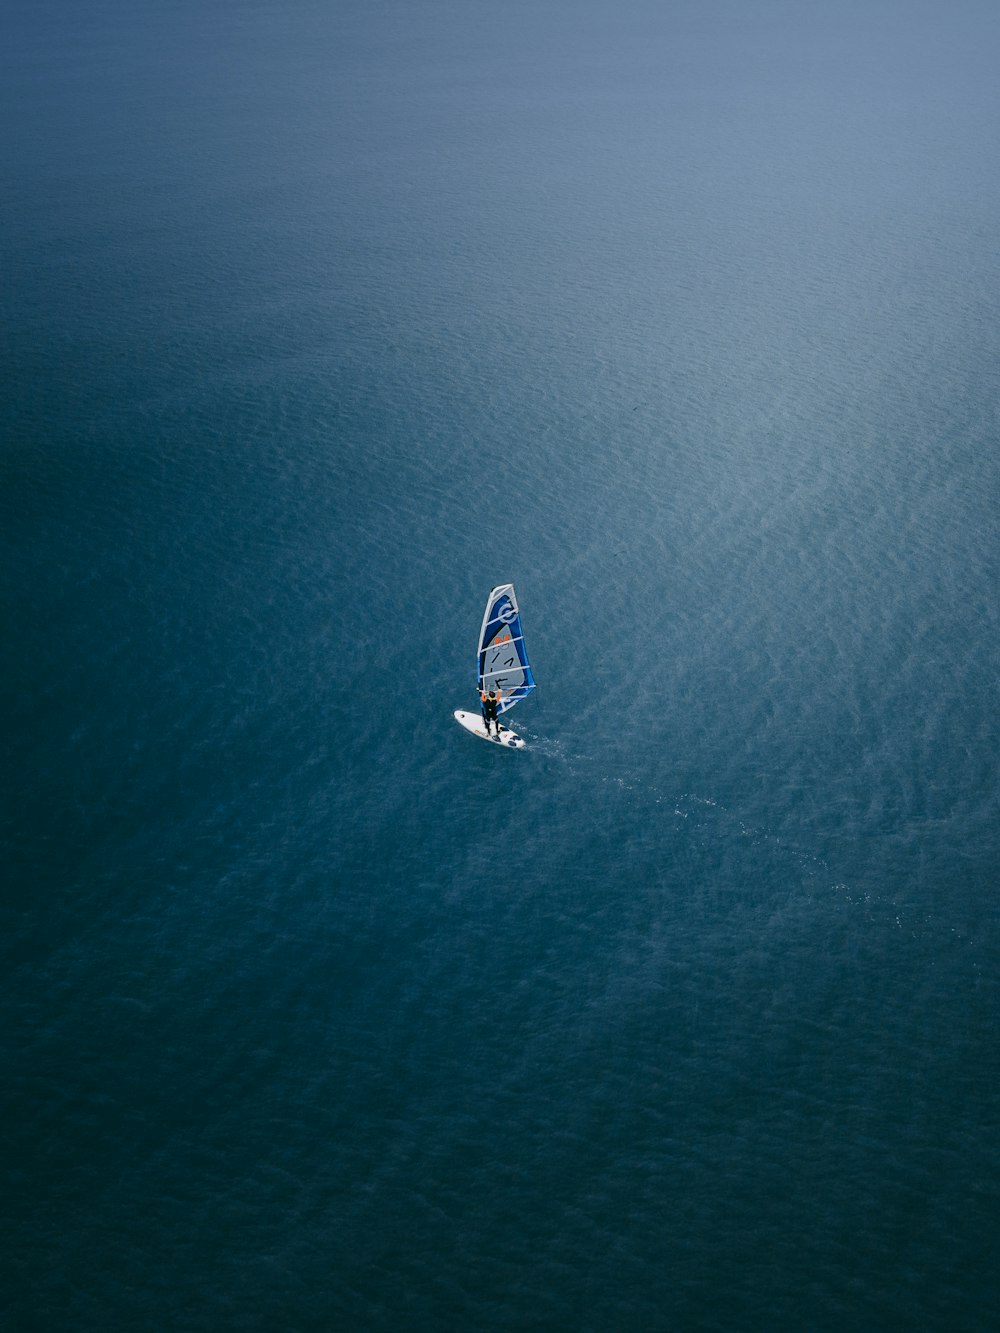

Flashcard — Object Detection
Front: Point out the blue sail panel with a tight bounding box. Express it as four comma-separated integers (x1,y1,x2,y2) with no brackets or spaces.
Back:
477,583,536,714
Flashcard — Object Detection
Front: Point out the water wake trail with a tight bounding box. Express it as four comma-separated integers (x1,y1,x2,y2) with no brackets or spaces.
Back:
518,725,889,920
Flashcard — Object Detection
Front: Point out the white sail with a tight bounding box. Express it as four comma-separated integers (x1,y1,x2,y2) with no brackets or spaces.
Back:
477,584,536,714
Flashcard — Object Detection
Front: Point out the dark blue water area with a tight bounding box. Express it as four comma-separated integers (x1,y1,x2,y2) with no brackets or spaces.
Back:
3,1,1000,1328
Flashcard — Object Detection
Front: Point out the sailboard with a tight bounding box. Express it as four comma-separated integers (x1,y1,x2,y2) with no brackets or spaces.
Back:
454,583,536,749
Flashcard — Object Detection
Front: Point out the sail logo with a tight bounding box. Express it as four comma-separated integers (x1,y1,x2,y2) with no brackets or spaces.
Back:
498,602,517,624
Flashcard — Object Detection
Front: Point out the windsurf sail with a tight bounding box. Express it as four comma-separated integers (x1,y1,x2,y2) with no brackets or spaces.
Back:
477,583,536,714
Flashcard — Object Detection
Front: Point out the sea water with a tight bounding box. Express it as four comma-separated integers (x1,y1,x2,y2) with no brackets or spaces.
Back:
3,0,999,1327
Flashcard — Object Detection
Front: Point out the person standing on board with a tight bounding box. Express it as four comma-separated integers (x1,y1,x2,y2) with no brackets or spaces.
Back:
480,687,502,738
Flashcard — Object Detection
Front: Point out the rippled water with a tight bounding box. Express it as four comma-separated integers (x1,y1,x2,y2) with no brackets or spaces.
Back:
3,0,999,1327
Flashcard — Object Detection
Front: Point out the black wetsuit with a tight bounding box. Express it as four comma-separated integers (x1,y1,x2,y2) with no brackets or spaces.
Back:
481,694,500,734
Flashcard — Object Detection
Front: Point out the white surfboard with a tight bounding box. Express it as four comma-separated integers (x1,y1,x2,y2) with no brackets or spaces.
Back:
454,710,526,749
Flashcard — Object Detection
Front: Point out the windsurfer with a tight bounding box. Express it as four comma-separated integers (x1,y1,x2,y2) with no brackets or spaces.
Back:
480,688,502,737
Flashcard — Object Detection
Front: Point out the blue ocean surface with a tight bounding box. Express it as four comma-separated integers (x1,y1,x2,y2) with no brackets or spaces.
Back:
3,0,999,1327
